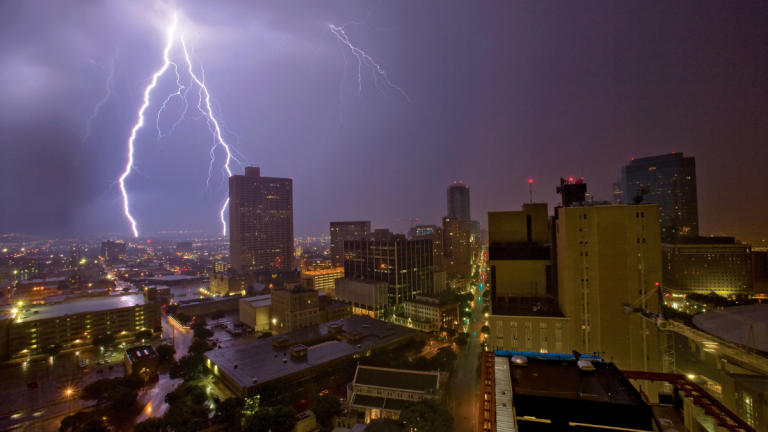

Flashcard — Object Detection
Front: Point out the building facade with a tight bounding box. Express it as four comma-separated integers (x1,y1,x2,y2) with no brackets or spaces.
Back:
229,167,294,274
621,153,699,242
662,237,753,296
442,216,471,278
394,294,459,332
343,232,434,307
238,295,272,331
334,278,390,318
300,268,344,296
555,203,663,375
101,241,126,261
270,286,320,333
331,221,371,267
447,182,471,221
210,272,256,296
349,365,446,423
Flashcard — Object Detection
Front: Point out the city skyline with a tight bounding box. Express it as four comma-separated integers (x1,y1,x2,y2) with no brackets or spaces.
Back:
0,1,766,245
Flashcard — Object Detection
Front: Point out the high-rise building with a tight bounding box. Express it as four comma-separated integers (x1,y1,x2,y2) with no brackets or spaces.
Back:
662,237,753,296
621,153,698,242
330,221,370,267
101,240,126,260
447,182,471,221
554,203,663,375
343,230,434,305
612,179,623,204
442,216,471,277
229,167,293,274
411,225,444,272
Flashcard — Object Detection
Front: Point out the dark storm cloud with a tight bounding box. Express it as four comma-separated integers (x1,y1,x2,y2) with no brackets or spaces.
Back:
0,1,766,244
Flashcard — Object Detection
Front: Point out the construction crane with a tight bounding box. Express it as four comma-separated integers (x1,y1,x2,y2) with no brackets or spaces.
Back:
397,217,419,231
624,290,768,377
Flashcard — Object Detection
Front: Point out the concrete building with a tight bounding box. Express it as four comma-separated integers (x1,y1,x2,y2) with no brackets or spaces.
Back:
348,365,446,423
447,182,471,221
204,316,419,398
394,294,459,332
101,240,126,261
721,373,768,431
662,237,753,296
294,411,317,432
480,351,655,432
210,272,256,296
239,295,272,331
0,294,160,360
229,167,294,274
319,296,353,323
124,344,159,376
442,216,471,278
488,203,554,300
433,270,446,295
301,267,344,296
411,226,444,272
344,231,434,307
331,222,371,267
334,278,390,318
554,203,663,377
271,286,320,333
447,275,469,293
621,153,699,242
175,295,244,316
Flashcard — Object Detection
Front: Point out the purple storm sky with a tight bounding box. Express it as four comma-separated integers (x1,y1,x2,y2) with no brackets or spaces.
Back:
0,1,766,243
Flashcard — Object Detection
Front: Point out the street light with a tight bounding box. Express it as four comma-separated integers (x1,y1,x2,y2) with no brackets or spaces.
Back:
66,389,73,413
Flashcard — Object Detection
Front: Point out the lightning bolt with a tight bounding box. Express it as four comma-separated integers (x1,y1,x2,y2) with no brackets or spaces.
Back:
83,55,118,148
119,15,178,237
329,23,410,104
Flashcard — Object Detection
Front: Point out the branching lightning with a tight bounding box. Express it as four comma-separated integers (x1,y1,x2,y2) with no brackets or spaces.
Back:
119,15,178,237
118,14,247,237
83,56,118,148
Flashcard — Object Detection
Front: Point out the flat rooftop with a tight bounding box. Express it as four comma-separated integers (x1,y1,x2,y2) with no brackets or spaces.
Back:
353,366,439,392
509,357,645,405
241,295,271,308
491,301,565,318
9,293,147,321
205,316,418,390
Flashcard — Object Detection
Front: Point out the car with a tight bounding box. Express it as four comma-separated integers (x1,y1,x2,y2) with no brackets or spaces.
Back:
97,361,104,365
104,359,110,363
27,381,38,388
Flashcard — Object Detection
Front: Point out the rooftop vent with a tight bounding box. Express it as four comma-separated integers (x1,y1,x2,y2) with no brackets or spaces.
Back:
577,359,596,372
289,344,308,358
511,355,528,367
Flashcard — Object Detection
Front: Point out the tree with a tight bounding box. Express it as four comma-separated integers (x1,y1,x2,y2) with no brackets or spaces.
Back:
190,316,208,330
480,325,490,336
244,406,297,432
109,388,139,420
212,397,245,431
188,338,212,356
117,374,144,392
453,336,468,347
169,353,204,381
134,418,167,432
74,418,109,432
211,310,225,323
92,333,116,348
135,329,153,342
156,344,176,362
59,411,92,432
42,342,63,357
399,400,453,432
313,394,342,427
192,325,213,341
80,378,113,405
175,313,191,325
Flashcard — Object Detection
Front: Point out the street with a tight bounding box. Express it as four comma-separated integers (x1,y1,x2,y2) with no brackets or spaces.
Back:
452,247,487,432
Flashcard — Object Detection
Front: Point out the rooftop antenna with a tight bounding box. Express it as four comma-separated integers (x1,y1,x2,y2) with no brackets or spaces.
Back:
529,179,533,204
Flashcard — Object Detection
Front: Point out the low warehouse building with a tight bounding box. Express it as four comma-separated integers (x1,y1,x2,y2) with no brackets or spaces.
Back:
124,344,159,376
204,315,419,398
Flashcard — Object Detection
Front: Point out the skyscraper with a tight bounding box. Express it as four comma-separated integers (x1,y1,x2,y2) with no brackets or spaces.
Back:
447,182,471,221
442,216,471,277
621,153,698,242
343,230,434,305
330,221,371,267
229,167,293,274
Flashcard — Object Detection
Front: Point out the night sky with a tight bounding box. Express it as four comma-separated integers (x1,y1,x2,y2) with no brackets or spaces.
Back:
1,1,766,244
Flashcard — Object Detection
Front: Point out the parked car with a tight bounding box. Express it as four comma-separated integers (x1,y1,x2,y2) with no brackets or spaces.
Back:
27,381,38,389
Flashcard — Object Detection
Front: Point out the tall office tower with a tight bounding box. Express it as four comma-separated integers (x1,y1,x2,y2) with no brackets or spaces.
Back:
447,182,471,221
621,153,698,242
411,225,444,271
229,167,294,274
100,240,126,260
343,230,434,304
330,221,371,267
612,180,623,204
442,216,472,277
555,202,663,377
